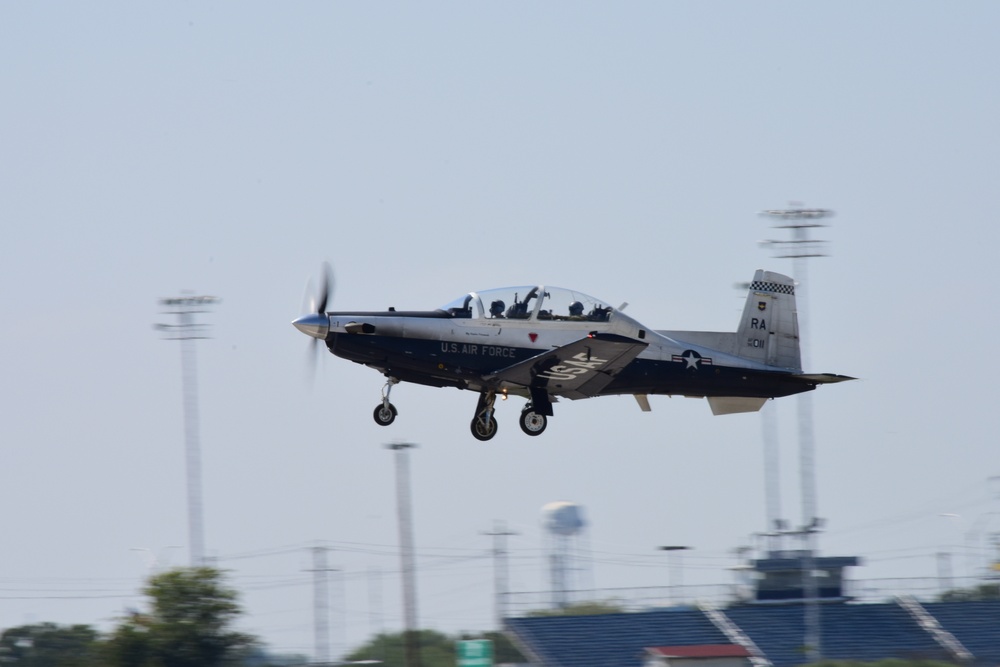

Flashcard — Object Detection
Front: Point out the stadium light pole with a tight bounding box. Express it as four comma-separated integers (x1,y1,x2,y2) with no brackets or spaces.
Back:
386,442,420,667
761,205,833,664
156,294,219,567
760,206,831,531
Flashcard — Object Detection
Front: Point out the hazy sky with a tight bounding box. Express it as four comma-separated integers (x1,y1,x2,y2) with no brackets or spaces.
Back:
3,1,1000,659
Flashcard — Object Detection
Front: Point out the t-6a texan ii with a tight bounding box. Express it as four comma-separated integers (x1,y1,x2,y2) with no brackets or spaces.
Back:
293,266,853,441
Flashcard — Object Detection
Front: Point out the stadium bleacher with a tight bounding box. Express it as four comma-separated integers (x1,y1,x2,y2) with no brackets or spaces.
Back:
724,603,948,664
507,607,728,667
921,601,1000,661
506,600,1000,667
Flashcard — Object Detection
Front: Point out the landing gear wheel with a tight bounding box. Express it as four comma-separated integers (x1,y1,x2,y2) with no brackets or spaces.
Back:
373,376,400,426
470,390,499,441
519,408,547,436
373,403,397,426
471,415,498,441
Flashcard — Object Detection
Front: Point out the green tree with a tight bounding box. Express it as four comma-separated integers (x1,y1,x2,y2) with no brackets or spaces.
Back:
344,629,449,667
937,582,1000,602
0,623,100,666
102,566,256,667
240,646,310,667
344,629,525,667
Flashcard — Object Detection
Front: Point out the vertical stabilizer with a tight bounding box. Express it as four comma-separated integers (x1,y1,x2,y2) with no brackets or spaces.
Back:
735,270,801,370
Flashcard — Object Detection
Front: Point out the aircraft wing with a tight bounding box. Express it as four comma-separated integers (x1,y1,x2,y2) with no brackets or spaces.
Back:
484,333,648,399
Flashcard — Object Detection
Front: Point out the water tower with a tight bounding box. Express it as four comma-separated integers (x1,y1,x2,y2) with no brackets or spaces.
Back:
542,501,587,609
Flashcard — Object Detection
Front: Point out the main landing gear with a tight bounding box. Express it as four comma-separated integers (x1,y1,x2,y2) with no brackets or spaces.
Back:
373,376,399,426
471,395,548,440
519,403,547,436
372,378,549,440
471,391,499,441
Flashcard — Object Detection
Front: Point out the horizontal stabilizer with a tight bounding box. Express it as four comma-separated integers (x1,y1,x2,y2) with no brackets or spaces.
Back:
790,373,856,384
708,396,768,415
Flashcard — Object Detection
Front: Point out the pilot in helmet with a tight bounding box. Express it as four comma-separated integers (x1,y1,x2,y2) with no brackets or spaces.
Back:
568,301,584,317
490,300,506,318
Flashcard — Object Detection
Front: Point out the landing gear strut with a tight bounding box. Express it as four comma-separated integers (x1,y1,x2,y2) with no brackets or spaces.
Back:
373,376,399,426
519,403,547,436
470,391,498,441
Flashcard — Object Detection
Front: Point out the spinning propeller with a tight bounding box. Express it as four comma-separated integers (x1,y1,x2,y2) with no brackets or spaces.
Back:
294,261,334,367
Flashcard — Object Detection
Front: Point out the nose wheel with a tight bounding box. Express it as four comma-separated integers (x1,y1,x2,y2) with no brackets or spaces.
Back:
373,376,399,427
373,403,397,426
519,404,547,436
470,391,498,441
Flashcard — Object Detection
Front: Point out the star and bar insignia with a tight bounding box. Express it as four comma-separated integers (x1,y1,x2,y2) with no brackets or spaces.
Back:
672,349,713,370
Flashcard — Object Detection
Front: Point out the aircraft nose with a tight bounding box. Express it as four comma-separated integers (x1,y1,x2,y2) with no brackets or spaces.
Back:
292,313,330,340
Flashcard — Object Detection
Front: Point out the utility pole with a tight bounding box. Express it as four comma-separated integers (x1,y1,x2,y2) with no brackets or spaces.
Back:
367,565,384,640
386,442,420,667
761,205,833,663
937,551,954,594
155,294,218,567
309,544,335,666
483,520,518,630
658,546,693,605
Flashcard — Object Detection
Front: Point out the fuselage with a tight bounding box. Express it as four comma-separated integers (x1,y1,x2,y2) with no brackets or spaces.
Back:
293,277,852,437
318,292,811,401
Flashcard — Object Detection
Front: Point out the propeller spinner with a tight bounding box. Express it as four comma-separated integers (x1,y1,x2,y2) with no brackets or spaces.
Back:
293,261,334,343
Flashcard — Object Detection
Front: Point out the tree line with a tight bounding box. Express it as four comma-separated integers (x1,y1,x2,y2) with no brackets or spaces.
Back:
0,566,525,667
0,567,288,667
5,566,993,667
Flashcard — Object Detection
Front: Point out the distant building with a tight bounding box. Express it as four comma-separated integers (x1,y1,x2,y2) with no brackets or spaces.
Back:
751,550,860,602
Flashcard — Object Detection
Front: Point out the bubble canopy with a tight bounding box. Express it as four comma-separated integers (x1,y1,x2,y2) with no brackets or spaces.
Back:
440,286,613,322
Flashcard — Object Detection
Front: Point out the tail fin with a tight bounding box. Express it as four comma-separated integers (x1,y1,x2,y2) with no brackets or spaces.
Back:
735,270,801,370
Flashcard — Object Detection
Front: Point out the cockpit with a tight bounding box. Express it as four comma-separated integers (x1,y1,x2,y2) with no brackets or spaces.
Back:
440,286,614,322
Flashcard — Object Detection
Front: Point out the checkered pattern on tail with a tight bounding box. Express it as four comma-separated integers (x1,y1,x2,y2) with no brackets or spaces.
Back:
750,280,795,295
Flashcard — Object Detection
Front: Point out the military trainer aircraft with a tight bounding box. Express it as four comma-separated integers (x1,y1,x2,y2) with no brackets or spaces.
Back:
293,267,852,440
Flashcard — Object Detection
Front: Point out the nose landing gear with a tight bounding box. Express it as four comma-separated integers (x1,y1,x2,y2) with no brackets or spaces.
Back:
373,376,399,426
